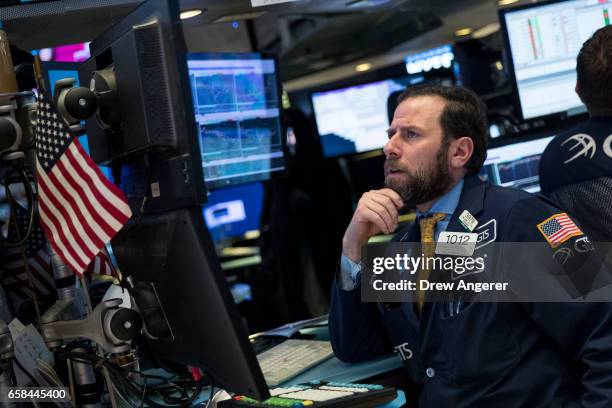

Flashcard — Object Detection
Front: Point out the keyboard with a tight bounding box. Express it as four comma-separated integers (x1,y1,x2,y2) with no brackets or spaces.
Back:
250,335,288,355
219,381,397,408
257,339,334,386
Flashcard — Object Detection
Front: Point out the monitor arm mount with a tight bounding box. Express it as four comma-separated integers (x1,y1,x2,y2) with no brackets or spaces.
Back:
39,245,142,408
53,67,120,135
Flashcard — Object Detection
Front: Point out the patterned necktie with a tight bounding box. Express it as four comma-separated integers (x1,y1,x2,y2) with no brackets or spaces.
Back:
416,212,447,312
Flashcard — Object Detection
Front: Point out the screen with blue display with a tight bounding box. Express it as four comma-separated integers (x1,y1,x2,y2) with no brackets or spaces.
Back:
43,62,112,179
187,53,285,189
202,181,264,243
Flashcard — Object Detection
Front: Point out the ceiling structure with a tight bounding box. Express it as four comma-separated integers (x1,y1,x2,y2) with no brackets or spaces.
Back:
0,0,515,90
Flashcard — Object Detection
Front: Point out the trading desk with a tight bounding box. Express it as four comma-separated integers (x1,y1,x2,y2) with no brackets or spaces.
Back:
272,324,409,407
281,325,403,385
148,324,408,407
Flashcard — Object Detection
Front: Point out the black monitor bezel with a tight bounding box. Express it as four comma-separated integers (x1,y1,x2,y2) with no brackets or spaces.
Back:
186,51,286,190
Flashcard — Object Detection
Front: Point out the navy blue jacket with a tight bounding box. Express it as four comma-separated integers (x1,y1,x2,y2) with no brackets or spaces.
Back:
330,175,612,407
539,117,612,197
539,118,612,242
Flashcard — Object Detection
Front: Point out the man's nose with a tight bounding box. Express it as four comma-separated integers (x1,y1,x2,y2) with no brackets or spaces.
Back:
384,134,401,159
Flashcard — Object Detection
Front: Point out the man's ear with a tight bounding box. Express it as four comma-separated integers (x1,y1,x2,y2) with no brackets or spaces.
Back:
449,136,474,170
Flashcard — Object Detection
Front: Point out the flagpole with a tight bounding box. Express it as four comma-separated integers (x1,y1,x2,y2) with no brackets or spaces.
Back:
33,55,45,92
101,244,123,283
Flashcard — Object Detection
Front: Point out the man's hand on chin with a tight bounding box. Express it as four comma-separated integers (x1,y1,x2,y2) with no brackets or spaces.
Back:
342,188,404,262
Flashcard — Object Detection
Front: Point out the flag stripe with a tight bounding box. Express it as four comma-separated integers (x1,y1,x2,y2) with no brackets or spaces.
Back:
3,282,33,299
37,196,87,272
53,159,115,240
38,162,101,258
1,203,55,302
550,231,580,243
549,227,580,239
72,140,132,218
31,254,55,287
68,143,132,220
37,175,92,265
3,269,51,296
47,163,108,248
4,255,53,289
62,147,129,230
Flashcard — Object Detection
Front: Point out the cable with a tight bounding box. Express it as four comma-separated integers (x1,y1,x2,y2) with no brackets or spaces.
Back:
1,164,35,248
55,349,203,408
12,358,66,408
13,356,40,387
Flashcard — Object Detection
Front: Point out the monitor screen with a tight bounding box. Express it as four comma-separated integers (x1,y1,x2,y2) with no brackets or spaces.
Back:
500,0,610,120
311,77,412,157
187,53,285,189
481,135,555,193
34,42,91,63
203,181,264,243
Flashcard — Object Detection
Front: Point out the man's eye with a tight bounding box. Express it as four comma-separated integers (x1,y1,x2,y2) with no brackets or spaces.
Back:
405,131,419,139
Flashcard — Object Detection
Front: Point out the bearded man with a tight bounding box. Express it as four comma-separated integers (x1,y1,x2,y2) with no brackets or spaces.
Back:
329,85,612,407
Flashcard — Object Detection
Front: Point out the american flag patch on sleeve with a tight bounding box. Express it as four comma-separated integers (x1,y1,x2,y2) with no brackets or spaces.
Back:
536,213,583,248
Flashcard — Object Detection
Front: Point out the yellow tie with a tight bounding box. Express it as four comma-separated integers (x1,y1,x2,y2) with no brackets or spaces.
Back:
416,212,447,312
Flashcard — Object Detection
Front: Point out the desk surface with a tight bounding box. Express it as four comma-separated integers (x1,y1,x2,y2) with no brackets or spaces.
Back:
283,351,402,387
274,325,406,407
149,324,406,407
272,324,404,386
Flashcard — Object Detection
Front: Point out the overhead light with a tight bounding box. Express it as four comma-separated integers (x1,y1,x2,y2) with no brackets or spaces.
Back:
213,11,267,23
355,62,372,72
495,61,504,71
472,22,500,39
498,0,520,6
455,27,473,37
180,9,203,20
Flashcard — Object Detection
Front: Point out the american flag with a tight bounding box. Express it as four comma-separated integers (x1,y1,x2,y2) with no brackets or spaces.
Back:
537,213,583,248
35,90,132,275
0,204,55,308
86,250,114,278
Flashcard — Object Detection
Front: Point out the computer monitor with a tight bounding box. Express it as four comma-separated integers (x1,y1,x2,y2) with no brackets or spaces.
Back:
311,76,417,157
481,134,555,193
80,0,269,400
186,53,285,189
203,181,264,244
499,0,609,120
34,42,91,63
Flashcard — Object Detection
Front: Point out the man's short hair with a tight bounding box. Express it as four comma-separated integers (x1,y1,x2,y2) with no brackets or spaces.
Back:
576,25,612,114
396,85,488,175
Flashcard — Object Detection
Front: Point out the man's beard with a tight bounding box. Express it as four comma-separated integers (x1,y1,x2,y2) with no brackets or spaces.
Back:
384,142,453,207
